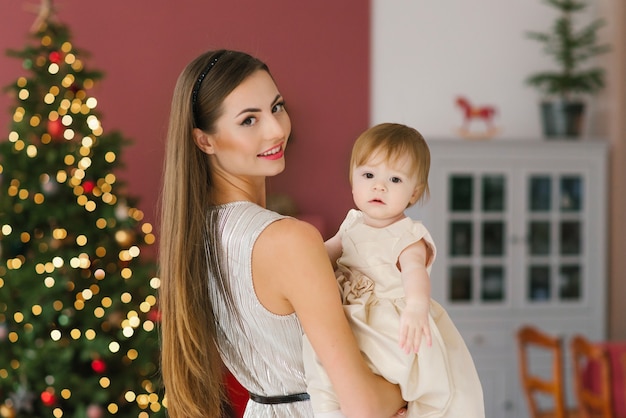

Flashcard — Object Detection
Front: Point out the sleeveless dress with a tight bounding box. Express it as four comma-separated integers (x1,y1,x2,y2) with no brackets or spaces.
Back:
303,209,485,418
207,201,314,418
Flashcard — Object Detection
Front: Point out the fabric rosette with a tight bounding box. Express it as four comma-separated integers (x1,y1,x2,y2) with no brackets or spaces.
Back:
336,267,375,305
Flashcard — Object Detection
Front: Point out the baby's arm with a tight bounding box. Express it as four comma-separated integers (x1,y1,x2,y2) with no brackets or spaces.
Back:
324,230,343,269
397,239,433,354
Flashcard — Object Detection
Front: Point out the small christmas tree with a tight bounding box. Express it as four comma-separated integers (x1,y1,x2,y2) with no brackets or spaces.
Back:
525,0,610,99
0,4,164,418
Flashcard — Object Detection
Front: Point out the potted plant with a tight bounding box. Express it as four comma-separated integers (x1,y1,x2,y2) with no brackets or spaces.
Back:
525,0,610,138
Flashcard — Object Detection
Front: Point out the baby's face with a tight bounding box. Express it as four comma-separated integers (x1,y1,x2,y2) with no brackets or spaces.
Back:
351,152,420,228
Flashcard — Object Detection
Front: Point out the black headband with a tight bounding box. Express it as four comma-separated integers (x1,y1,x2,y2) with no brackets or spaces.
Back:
192,51,227,125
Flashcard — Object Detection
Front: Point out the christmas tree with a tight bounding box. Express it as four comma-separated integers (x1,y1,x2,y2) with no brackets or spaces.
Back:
0,4,164,418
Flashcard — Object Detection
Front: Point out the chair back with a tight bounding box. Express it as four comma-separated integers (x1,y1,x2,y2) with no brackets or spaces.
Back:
517,325,568,418
570,334,613,418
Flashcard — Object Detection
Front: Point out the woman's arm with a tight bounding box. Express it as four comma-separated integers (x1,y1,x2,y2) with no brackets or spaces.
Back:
254,218,404,418
397,239,432,354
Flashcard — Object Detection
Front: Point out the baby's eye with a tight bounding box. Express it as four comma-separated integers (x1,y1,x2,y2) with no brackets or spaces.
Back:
273,101,286,113
391,177,402,183
364,172,374,179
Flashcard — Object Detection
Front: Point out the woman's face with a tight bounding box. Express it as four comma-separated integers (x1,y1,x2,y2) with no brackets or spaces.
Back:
198,70,291,180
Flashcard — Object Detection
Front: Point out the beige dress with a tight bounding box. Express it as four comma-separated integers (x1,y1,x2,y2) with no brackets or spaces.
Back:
208,202,314,418
303,209,485,418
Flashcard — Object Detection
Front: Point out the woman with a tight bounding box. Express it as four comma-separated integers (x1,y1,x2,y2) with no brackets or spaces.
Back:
159,49,406,418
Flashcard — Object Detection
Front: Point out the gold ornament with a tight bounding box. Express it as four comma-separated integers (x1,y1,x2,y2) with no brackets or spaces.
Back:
115,230,135,247
0,404,16,418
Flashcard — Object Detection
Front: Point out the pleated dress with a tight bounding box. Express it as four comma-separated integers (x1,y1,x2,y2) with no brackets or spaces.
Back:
207,201,314,418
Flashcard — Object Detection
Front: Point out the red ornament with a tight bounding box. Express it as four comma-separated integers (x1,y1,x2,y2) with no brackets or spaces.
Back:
86,404,104,418
47,119,64,141
49,51,62,64
82,180,95,194
40,390,56,407
91,359,106,374
148,308,161,322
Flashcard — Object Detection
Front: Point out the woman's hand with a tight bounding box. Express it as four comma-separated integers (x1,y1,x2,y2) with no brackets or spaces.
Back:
392,405,408,417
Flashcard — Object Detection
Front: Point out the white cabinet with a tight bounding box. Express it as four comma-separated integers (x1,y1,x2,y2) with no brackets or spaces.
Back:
405,139,608,418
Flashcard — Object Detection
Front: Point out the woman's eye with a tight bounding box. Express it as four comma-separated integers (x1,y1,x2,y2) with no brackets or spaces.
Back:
391,177,402,183
272,101,286,113
241,116,256,126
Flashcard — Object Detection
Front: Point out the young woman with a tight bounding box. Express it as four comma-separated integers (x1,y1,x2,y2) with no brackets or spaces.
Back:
159,50,406,418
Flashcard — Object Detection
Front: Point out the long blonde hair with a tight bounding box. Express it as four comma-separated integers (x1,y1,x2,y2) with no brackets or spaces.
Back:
159,50,268,418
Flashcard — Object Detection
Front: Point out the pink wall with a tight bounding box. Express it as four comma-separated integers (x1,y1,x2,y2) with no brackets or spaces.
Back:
0,1,369,239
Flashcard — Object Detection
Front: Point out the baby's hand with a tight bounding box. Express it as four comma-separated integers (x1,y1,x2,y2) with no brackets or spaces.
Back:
398,301,431,354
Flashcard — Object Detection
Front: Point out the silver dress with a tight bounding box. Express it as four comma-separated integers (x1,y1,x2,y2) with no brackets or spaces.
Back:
207,201,314,418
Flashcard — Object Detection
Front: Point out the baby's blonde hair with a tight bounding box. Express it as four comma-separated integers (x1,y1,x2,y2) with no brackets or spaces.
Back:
349,122,430,206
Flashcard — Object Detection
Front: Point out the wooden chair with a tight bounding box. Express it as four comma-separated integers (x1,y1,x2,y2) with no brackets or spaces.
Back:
570,334,614,418
517,325,579,418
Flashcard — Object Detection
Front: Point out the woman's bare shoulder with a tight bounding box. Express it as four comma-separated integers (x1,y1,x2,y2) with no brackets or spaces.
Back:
252,217,334,314
255,217,331,276
262,217,324,248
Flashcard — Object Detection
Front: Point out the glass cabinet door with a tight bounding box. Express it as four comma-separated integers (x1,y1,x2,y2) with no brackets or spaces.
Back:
447,174,506,304
527,175,583,303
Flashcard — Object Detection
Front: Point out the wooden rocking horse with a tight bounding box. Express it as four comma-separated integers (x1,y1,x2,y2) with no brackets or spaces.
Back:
456,96,499,138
